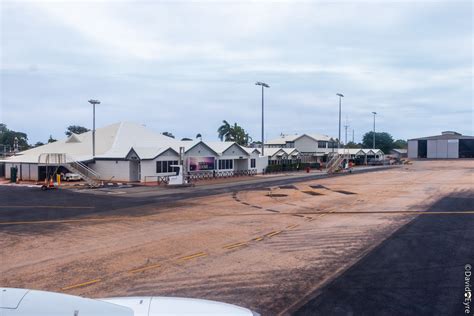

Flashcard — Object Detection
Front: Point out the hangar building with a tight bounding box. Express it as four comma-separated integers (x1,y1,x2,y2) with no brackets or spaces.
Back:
407,131,474,159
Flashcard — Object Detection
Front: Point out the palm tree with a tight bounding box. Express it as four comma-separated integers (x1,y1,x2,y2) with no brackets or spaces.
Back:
217,121,253,146
217,120,233,141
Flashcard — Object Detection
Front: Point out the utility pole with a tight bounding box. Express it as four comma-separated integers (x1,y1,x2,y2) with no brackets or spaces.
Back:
88,99,101,157
344,123,349,148
352,129,355,143
255,82,270,156
372,111,377,149
336,93,344,149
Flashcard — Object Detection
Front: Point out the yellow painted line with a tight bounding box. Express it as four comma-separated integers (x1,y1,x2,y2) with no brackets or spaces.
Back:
61,279,101,291
286,224,299,229
225,243,248,250
128,263,161,274
266,230,282,238
177,252,207,261
0,205,95,209
223,242,247,249
253,237,264,241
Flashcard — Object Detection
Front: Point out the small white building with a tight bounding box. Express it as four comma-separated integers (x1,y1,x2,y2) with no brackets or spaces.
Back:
336,148,385,164
265,133,384,164
1,122,268,182
389,148,408,159
265,133,337,163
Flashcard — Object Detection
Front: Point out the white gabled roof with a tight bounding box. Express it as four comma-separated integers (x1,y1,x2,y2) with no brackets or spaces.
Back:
391,148,407,154
204,142,236,155
336,148,385,155
305,133,333,142
2,122,179,163
263,147,287,158
282,148,300,156
244,147,261,155
266,133,333,145
95,122,178,158
132,147,179,160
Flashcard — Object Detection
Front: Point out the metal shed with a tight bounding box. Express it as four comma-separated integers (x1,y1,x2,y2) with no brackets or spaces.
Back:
407,131,474,159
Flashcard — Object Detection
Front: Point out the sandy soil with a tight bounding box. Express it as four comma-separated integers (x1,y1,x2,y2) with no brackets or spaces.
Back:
1,160,472,315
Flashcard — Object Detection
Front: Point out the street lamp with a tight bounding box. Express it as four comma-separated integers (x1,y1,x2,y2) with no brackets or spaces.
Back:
255,82,270,156
336,93,344,150
88,99,101,157
372,111,377,149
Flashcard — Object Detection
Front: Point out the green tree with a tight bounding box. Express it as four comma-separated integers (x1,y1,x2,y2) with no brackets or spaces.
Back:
65,125,90,136
0,124,29,150
232,123,252,146
196,133,202,140
393,139,408,149
47,135,57,143
362,131,394,153
345,141,360,149
34,141,45,147
162,132,175,138
217,120,232,141
217,120,252,146
181,137,192,141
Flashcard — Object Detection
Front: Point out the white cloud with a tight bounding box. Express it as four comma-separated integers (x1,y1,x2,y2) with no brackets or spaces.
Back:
1,0,472,143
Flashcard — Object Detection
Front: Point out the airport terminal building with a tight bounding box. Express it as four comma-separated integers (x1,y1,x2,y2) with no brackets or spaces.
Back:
265,133,384,163
407,131,474,159
1,122,267,182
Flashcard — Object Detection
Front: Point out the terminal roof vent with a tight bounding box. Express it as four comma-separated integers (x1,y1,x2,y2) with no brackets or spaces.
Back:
65,134,81,143
441,131,461,136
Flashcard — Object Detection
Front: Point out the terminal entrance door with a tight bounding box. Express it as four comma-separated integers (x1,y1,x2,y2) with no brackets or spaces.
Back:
129,160,141,182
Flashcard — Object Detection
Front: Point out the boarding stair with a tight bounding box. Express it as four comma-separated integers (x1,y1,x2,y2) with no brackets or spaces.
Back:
326,150,350,174
38,153,102,188
326,153,343,174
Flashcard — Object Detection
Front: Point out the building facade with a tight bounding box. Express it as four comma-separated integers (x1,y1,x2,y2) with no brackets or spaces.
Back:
265,134,337,163
407,131,474,159
2,122,268,182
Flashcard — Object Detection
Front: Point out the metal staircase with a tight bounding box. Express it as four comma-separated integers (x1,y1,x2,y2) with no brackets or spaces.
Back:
327,149,352,174
38,153,101,187
326,153,343,174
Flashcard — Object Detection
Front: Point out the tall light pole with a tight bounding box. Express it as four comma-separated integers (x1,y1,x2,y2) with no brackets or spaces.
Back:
255,82,270,156
88,99,101,157
336,93,344,150
344,123,349,148
372,111,377,149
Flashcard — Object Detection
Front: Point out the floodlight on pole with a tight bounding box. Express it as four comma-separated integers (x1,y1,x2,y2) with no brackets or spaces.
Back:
88,99,101,157
255,82,270,156
336,93,344,150
372,111,377,149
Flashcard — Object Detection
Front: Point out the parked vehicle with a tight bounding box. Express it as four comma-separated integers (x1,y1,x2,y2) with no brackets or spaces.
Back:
368,159,384,166
63,173,82,181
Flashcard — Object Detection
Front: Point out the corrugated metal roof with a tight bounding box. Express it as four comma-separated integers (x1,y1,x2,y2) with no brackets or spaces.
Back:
408,133,474,141
265,133,333,145
336,148,385,155
1,122,256,163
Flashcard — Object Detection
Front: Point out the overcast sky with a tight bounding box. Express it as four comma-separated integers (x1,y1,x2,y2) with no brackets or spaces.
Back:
1,0,472,144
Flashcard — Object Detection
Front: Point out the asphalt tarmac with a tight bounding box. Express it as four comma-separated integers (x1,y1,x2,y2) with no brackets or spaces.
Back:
293,190,474,316
0,165,394,224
